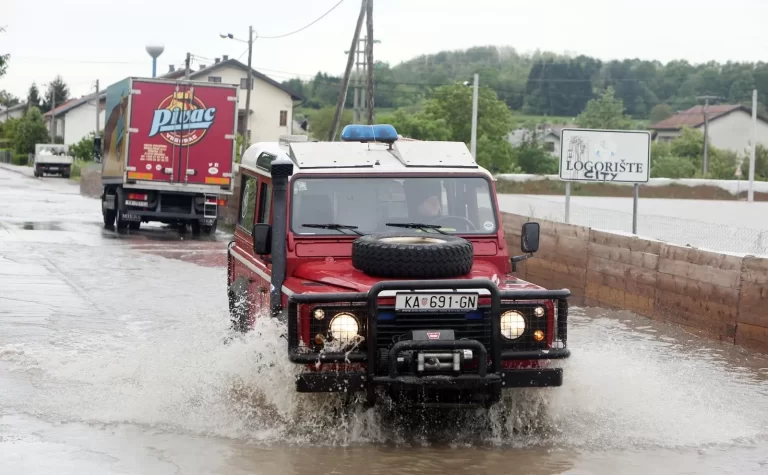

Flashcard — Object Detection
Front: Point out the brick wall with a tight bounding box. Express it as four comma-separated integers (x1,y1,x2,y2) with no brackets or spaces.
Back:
503,211,768,352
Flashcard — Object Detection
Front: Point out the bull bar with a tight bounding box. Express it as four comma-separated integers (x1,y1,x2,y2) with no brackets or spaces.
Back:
286,278,570,406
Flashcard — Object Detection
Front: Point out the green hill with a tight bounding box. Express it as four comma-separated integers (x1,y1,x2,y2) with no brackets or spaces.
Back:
285,45,768,123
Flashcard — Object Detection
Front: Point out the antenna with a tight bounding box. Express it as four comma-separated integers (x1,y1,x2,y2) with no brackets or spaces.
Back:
145,45,165,78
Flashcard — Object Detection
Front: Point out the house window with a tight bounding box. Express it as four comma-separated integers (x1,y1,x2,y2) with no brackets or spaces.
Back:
240,78,252,89
279,110,288,127
543,141,555,152
208,76,222,83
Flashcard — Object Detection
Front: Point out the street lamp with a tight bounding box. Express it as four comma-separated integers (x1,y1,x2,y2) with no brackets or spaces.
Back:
220,27,255,157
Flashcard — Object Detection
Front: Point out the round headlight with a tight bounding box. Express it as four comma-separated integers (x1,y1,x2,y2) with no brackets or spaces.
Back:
500,310,526,340
328,312,359,343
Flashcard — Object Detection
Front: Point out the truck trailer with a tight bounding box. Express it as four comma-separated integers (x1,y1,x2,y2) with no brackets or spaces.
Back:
100,77,238,234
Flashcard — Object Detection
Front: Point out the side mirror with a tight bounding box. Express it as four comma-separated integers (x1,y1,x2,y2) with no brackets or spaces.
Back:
521,222,540,254
253,223,272,255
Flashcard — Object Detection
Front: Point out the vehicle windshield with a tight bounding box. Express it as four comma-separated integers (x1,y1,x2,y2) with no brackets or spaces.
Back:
291,176,498,235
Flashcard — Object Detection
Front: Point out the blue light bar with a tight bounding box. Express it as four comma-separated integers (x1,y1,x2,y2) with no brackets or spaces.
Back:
340,124,399,143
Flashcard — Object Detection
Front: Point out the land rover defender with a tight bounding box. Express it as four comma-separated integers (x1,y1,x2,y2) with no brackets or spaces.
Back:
226,124,570,408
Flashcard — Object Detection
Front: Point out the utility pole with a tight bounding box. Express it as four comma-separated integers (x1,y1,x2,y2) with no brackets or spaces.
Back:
471,74,479,159
749,89,758,202
185,53,191,80
95,79,100,136
244,25,254,156
50,84,56,141
365,0,374,124
697,95,720,175
329,0,368,141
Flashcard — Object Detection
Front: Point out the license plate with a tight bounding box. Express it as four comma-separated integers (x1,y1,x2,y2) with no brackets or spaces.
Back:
395,293,478,312
122,213,141,221
125,200,148,207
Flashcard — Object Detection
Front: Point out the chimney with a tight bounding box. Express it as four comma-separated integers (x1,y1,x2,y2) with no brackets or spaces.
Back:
222,55,229,61
198,64,206,70
169,65,175,72
215,57,220,64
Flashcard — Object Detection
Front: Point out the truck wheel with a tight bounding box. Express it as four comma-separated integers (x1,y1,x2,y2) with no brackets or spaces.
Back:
102,196,116,228
34,166,41,178
351,232,474,279
202,220,218,236
115,209,128,232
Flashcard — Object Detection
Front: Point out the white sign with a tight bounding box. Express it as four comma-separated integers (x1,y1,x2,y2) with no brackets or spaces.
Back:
559,128,651,183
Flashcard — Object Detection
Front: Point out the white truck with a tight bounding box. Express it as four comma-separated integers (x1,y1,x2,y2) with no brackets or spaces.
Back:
34,144,75,178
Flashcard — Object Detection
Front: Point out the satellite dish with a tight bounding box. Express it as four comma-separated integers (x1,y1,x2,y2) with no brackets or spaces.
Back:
145,45,165,59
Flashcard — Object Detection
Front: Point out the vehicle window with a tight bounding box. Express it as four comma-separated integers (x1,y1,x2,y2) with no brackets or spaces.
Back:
238,175,257,233
257,181,271,224
290,176,497,235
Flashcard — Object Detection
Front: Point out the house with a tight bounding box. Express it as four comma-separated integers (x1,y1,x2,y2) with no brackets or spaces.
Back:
648,104,768,155
0,102,27,122
160,56,303,144
43,91,106,145
507,125,566,157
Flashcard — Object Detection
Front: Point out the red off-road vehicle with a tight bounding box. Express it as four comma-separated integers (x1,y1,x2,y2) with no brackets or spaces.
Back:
227,125,570,409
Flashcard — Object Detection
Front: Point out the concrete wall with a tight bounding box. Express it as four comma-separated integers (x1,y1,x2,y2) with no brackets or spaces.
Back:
503,211,768,352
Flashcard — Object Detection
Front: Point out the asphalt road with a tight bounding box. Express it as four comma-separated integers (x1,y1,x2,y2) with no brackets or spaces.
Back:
1,164,768,474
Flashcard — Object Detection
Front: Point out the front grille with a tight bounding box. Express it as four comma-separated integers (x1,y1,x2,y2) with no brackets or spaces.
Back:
375,308,492,350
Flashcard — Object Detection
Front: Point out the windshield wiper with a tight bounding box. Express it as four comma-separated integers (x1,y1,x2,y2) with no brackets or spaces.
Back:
300,223,363,236
384,222,448,235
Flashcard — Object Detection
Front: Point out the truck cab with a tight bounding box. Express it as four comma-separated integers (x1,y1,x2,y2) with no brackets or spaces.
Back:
226,124,570,409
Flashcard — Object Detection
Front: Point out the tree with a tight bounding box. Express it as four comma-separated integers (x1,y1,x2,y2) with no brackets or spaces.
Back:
0,91,19,107
649,104,673,123
12,107,50,155
383,109,452,141
27,83,41,110
575,87,633,129
510,128,558,175
307,106,352,141
0,26,7,78
42,76,70,113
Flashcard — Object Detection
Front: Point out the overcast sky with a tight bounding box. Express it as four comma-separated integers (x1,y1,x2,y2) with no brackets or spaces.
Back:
2,0,767,100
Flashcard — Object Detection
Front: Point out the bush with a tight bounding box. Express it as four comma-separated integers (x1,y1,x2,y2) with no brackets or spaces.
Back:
11,153,28,166
70,159,86,179
650,155,697,179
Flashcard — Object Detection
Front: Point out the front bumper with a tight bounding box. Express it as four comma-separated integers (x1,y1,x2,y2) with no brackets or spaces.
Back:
286,278,570,406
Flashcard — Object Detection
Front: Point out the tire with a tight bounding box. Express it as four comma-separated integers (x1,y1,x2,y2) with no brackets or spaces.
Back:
351,232,474,279
102,195,116,228
115,209,128,232
34,166,41,178
202,220,218,236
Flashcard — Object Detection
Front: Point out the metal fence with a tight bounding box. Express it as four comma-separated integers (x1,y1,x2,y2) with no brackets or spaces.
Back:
0,150,11,164
502,195,768,257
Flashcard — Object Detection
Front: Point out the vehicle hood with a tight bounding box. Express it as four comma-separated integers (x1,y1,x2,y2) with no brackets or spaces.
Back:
290,258,542,293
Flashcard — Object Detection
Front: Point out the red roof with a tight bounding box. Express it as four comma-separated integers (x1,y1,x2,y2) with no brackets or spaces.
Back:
44,99,79,117
648,104,744,130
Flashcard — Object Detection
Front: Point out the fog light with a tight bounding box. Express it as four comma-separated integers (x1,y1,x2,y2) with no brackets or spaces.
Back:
328,312,359,343
500,310,526,340
313,308,325,320
533,330,545,341
534,306,545,318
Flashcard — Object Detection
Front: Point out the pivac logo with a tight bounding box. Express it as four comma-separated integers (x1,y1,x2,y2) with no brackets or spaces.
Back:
148,91,217,146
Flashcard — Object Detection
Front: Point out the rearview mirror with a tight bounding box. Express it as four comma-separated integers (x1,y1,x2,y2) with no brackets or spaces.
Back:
253,223,272,255
521,222,540,254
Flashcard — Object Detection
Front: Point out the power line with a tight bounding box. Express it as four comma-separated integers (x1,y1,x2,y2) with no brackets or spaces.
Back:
258,0,346,39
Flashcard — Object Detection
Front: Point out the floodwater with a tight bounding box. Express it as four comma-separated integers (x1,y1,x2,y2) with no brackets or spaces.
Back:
1,164,768,474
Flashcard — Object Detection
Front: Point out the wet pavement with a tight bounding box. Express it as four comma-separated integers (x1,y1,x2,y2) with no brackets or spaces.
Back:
1,164,768,474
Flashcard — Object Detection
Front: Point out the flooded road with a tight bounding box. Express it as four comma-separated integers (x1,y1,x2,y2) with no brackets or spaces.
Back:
1,164,768,474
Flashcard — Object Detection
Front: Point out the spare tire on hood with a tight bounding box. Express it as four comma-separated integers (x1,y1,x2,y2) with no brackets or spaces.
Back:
351,232,474,279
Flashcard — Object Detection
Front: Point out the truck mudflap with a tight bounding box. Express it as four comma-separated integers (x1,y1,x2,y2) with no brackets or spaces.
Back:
285,278,570,407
